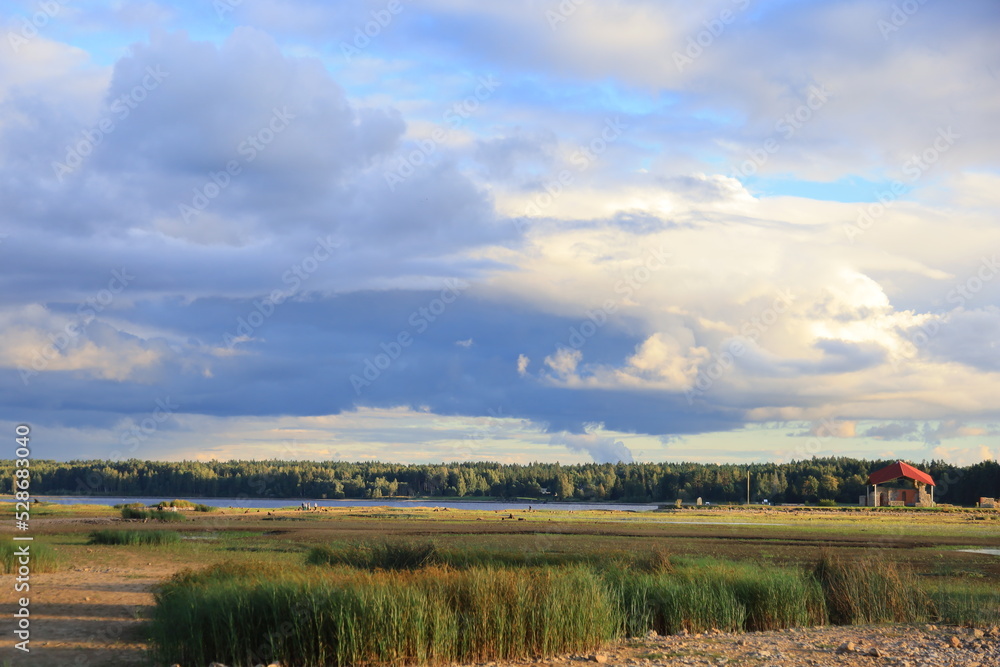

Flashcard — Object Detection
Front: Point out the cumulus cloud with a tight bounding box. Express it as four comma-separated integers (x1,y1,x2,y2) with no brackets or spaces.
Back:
2,2,999,465
550,431,634,464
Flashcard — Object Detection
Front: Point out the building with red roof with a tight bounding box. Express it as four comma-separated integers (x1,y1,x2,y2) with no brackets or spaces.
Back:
862,461,935,507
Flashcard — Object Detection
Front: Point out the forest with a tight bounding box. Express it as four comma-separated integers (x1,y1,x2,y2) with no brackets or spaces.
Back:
3,456,998,507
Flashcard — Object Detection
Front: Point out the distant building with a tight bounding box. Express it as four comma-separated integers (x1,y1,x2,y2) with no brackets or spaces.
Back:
860,461,935,507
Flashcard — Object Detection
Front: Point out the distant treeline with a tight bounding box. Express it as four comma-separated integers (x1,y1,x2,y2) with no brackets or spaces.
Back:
2,457,998,506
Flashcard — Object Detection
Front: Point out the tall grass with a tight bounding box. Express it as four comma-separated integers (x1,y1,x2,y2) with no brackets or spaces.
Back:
0,541,59,573
813,552,928,624
152,546,994,666
604,557,824,635
88,529,181,546
929,581,1000,626
150,563,615,667
155,499,214,512
307,540,439,570
307,539,621,571
120,507,186,522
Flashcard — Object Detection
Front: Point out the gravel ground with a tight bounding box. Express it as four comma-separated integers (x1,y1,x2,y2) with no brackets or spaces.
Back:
457,624,999,667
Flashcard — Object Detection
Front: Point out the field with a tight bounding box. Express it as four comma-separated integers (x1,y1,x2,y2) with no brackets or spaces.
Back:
1,502,999,665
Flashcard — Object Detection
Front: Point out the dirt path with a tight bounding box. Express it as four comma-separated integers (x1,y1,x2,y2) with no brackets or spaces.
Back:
1,565,166,666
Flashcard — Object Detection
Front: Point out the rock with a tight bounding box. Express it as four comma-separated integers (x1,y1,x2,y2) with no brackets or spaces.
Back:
589,654,608,663
646,629,659,639
836,641,855,654
866,647,882,657
971,628,984,638
926,624,938,631
208,663,229,667
948,635,962,648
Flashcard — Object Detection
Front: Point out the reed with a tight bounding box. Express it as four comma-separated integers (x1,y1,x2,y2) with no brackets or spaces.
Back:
813,552,929,624
150,563,615,667
87,529,181,546
0,541,59,573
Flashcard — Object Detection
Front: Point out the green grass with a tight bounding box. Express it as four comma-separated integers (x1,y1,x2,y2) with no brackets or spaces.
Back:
307,540,440,570
604,556,825,635
929,581,1000,626
150,562,614,667
87,529,182,546
0,540,59,573
154,499,214,512
813,552,928,624
120,507,186,522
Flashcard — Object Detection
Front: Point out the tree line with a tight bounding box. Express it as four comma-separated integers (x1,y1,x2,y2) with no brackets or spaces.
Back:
3,457,998,506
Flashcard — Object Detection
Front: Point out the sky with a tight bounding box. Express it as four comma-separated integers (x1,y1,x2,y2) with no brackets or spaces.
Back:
1,0,999,466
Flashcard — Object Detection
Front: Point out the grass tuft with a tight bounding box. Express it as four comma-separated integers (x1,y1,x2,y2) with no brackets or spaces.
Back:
307,540,440,570
813,551,928,624
0,541,59,573
151,562,614,667
88,529,181,546
120,507,186,522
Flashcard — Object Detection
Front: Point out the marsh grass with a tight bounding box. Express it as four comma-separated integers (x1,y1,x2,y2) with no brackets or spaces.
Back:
151,562,614,667
0,541,59,573
152,543,996,667
307,540,439,570
929,581,1000,626
813,552,929,624
88,529,181,546
604,556,824,635
120,507,186,522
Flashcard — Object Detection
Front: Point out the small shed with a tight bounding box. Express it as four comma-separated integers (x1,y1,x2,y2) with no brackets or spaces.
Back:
863,461,935,507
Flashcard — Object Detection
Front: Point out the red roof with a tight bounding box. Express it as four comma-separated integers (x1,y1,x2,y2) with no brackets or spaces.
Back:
868,461,935,486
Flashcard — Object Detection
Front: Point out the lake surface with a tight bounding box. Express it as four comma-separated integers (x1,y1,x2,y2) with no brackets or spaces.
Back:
18,496,662,512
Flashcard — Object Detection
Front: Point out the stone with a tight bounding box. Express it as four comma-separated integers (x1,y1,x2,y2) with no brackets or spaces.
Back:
971,628,984,638
867,647,882,657
949,635,962,648
836,641,855,654
590,654,608,663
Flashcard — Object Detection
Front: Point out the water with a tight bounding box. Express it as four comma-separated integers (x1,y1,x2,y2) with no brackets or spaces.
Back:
17,495,661,512
957,548,1000,557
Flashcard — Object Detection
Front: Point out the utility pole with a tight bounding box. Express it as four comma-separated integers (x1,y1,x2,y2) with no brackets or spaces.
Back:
746,468,750,505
